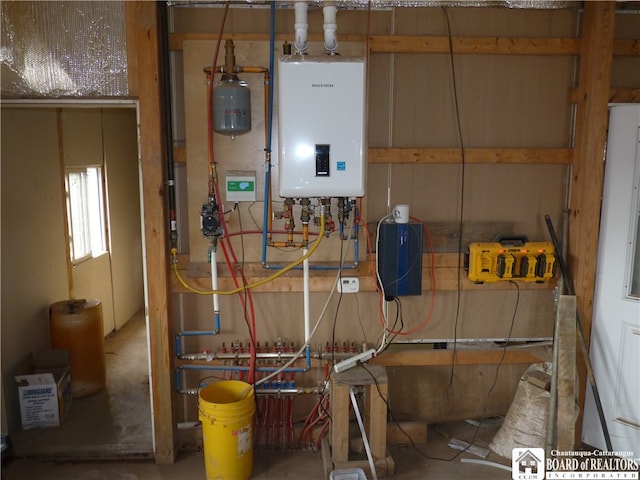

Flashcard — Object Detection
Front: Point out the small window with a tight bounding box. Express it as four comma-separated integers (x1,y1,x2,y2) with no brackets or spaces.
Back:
65,166,107,264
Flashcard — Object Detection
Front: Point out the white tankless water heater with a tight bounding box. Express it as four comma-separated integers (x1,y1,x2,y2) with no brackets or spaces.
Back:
278,55,366,198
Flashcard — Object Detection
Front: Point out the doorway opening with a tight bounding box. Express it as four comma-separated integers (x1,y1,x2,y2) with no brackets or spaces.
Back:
4,100,153,459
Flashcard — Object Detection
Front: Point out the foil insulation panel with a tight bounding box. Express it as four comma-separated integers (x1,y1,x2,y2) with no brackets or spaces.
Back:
1,1,128,97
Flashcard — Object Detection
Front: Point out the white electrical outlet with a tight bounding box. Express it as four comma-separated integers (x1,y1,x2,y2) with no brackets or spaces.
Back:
337,277,359,293
333,348,376,373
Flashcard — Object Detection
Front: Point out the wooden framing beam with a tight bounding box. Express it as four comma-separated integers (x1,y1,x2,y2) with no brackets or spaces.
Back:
170,32,637,57
368,147,573,164
570,87,640,104
170,255,556,293
568,1,615,444
125,1,177,464
371,347,547,367
369,35,580,55
174,146,573,165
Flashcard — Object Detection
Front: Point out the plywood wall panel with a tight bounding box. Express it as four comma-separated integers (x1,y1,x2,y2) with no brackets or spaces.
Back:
393,7,578,37
367,54,393,148
367,163,566,242
172,284,553,353
392,53,458,147
367,163,462,222
183,39,271,262
614,11,640,39
184,39,366,264
388,363,529,424
392,53,575,148
462,164,568,240
611,57,640,88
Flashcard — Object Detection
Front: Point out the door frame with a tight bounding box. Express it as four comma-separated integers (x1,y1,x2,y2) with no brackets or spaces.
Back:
2,98,158,455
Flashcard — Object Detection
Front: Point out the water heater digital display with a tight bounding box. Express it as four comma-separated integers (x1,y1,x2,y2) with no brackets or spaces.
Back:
278,56,366,198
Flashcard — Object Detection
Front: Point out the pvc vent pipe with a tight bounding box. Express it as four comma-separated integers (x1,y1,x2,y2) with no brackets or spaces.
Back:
323,2,338,54
294,1,308,54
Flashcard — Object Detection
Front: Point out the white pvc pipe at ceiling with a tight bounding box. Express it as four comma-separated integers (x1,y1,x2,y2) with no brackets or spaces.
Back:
323,1,338,54
294,1,308,54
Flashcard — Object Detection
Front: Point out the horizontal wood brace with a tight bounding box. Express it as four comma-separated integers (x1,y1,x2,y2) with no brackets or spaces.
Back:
175,146,573,165
170,257,556,293
569,87,640,104
367,147,573,164
371,346,547,366
170,33,638,56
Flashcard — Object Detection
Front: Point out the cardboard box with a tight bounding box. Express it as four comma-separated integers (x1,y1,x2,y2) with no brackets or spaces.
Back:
15,350,72,429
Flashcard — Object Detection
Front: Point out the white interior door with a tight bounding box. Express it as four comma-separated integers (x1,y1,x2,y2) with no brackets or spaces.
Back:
582,105,640,452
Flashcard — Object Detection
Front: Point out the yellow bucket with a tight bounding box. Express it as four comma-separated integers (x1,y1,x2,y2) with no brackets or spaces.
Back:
199,380,256,480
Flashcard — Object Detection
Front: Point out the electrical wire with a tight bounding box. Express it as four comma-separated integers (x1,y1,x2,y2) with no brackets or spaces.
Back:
355,280,520,463
441,6,468,389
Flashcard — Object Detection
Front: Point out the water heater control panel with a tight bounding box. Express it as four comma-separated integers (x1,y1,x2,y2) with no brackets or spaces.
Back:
278,56,366,198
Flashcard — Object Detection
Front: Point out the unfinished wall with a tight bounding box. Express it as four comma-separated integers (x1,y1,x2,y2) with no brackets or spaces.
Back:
168,4,584,424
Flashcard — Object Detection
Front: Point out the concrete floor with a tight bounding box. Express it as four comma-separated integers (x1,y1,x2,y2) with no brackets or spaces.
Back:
9,310,153,459
3,420,513,479
3,311,513,479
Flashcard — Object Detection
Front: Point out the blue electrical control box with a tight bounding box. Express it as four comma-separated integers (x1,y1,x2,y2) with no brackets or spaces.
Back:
377,222,423,299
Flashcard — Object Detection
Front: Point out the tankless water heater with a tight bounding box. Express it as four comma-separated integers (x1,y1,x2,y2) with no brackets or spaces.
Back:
278,55,366,198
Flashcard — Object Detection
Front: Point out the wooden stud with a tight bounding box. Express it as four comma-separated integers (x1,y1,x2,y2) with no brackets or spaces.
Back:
569,1,615,444
330,381,351,463
55,109,75,299
365,380,388,460
557,295,577,450
125,1,177,464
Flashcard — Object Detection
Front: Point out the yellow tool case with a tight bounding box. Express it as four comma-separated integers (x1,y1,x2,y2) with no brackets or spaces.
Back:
465,236,555,283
